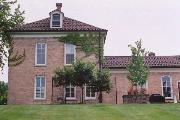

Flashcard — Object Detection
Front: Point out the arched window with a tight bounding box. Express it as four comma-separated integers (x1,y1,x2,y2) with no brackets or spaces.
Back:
161,76,172,98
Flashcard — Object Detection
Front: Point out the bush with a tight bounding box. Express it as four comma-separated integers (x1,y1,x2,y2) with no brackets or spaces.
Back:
0,81,8,105
149,94,165,103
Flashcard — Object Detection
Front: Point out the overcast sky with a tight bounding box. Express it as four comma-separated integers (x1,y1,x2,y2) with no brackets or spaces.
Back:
1,0,180,81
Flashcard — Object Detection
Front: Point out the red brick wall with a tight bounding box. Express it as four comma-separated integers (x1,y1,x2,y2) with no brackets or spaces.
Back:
102,68,180,104
8,37,180,104
8,37,97,104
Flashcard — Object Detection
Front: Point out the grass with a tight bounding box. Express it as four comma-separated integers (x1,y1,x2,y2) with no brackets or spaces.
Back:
0,104,180,120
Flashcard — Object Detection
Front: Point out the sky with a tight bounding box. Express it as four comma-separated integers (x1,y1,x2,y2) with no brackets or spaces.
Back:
1,0,180,81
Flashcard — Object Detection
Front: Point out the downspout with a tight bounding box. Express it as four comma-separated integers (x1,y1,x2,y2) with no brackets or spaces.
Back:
51,77,54,104
115,76,118,104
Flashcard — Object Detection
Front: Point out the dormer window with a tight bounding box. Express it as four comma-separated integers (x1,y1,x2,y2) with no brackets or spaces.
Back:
52,14,60,27
50,3,63,28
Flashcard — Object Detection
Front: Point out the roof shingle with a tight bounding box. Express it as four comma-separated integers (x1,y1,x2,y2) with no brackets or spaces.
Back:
10,17,107,32
103,56,180,68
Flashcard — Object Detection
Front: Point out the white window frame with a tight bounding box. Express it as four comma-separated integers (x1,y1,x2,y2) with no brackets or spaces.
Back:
85,85,96,100
161,75,173,99
50,12,63,28
34,75,46,100
64,43,76,65
35,43,47,66
64,84,76,100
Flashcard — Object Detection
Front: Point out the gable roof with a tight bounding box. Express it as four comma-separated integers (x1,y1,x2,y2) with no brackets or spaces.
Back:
103,56,180,68
10,17,107,32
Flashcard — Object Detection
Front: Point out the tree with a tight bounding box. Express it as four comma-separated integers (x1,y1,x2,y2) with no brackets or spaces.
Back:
127,40,149,94
0,0,25,69
53,66,75,103
91,69,111,103
0,81,8,104
73,60,96,103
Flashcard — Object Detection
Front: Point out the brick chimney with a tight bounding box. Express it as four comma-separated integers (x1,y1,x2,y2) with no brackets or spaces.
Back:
56,3,62,11
148,52,155,57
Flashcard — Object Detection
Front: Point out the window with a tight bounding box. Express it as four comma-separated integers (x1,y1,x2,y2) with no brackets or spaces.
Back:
85,86,95,99
161,76,172,98
65,84,76,99
65,43,76,65
35,43,47,65
52,14,60,27
35,76,46,99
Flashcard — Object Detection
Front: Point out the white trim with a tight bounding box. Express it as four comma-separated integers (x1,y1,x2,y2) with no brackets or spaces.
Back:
64,84,76,100
11,32,107,38
111,68,180,74
35,43,47,66
34,75,46,100
64,43,76,65
50,11,63,28
12,32,67,38
85,85,96,100
161,75,173,99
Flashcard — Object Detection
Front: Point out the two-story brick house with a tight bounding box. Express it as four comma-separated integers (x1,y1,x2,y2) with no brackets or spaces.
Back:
8,3,107,104
8,3,180,104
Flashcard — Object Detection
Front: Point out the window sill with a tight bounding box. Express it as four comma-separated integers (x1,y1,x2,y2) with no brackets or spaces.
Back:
85,98,96,100
35,64,47,67
34,98,46,100
165,97,174,100
64,64,73,66
66,98,77,101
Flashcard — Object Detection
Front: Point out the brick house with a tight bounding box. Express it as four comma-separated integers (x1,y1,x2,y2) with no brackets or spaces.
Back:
8,3,107,104
103,55,180,103
8,3,180,104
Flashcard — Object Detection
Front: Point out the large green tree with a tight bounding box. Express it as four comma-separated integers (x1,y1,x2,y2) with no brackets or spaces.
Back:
0,0,25,69
91,69,111,103
73,60,96,103
53,66,75,103
127,40,149,94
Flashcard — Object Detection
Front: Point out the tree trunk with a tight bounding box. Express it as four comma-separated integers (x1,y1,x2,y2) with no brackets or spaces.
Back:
98,91,103,103
64,85,66,104
81,87,84,103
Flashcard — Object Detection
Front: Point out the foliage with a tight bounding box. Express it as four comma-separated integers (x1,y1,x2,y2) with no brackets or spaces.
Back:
73,60,96,103
53,60,111,103
53,66,75,87
53,66,75,103
92,69,111,93
91,69,111,103
0,81,8,105
73,60,96,87
127,40,149,94
0,0,25,69
58,32,105,69
58,33,103,57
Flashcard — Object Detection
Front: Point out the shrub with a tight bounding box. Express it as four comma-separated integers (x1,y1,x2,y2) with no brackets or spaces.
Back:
0,81,8,105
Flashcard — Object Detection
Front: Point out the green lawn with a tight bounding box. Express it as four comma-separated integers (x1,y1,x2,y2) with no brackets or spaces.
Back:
0,104,180,120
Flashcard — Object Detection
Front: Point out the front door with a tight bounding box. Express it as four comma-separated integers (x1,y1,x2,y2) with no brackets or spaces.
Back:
178,82,180,101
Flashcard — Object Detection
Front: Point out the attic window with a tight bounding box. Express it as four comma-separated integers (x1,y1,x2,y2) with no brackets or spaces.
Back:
52,14,60,27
